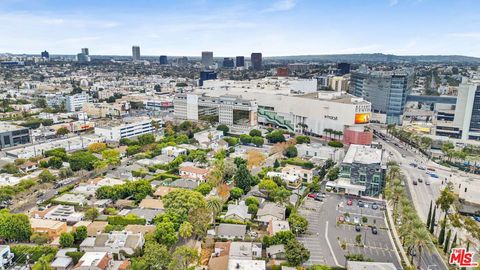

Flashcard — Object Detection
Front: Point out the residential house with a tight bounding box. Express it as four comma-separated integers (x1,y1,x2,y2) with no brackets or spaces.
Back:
209,241,231,270
126,208,163,224
216,224,247,240
153,186,177,197
256,202,286,224
0,245,14,269
138,198,164,210
169,179,199,189
229,242,262,260
50,248,77,270
297,143,345,163
179,166,209,182
161,146,187,157
267,220,290,236
54,193,88,206
74,252,113,270
86,221,109,237
224,201,251,221
43,205,84,223
124,225,156,235
30,218,67,239
266,171,301,189
266,244,285,260
227,259,266,270
281,165,313,183
18,161,37,173
80,231,145,256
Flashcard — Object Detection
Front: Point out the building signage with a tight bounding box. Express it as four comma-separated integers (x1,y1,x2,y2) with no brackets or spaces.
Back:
325,115,338,120
355,113,370,124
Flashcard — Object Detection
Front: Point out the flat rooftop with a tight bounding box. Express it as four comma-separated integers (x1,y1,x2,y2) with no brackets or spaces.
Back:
0,123,27,133
343,144,383,164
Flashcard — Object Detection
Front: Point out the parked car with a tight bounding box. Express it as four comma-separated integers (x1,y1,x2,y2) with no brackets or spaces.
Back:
418,166,426,170
371,226,378,234
317,192,326,198
413,179,418,185
357,201,364,207
347,199,353,206
425,179,431,185
307,193,316,198
338,216,345,222
371,203,378,210
353,217,360,224
473,216,480,222
355,224,361,232
418,178,423,183
314,195,323,201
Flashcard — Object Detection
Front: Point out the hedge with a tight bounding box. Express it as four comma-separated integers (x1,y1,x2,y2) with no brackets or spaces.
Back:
11,245,58,263
107,216,146,225
280,158,314,169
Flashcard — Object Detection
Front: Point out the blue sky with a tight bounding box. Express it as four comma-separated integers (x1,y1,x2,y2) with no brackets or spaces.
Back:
1,0,479,56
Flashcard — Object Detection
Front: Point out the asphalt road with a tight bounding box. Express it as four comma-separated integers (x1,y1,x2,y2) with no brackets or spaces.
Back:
373,130,449,270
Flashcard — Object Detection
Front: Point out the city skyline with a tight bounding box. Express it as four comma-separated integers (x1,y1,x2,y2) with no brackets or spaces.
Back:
1,0,480,57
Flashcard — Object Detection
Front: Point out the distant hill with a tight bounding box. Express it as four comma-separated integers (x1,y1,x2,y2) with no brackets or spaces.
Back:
265,53,480,63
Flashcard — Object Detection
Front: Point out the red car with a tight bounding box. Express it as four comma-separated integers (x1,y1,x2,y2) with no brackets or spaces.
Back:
347,199,353,206
307,193,316,198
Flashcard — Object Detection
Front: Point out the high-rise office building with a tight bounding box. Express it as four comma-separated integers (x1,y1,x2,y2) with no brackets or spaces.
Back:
176,57,188,67
236,56,245,67
132,46,141,61
41,50,49,59
159,55,168,65
337,62,351,75
251,53,262,71
350,67,414,124
199,70,217,86
201,51,213,67
453,77,480,140
77,48,90,63
222,58,234,68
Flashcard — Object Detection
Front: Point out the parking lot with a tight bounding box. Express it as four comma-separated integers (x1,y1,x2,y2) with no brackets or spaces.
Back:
297,193,401,268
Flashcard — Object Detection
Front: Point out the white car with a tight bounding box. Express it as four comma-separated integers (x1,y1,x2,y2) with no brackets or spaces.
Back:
353,217,360,224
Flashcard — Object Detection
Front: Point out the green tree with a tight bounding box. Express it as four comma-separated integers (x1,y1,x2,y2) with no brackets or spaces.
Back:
251,136,264,147
155,221,178,247
249,129,262,137
443,229,452,253
38,169,56,183
284,145,298,158
235,164,253,192
451,232,457,250
436,187,455,218
328,140,344,148
142,241,171,270
59,232,74,247
230,187,244,200
30,233,49,245
259,179,278,198
273,159,280,168
102,149,120,166
195,182,213,196
426,201,433,228
438,219,446,245
162,189,207,221
429,206,436,234
178,221,193,239
68,151,99,171
288,213,308,235
296,135,310,144
84,207,99,222
74,226,88,242
239,134,252,145
0,210,32,241
266,130,286,143
216,124,229,136
48,156,63,169
138,133,155,145
168,246,198,270
1,163,19,174
285,239,310,266
56,127,70,136
326,167,340,181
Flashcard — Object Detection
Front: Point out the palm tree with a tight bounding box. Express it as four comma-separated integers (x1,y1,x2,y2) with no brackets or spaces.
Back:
387,166,401,182
207,197,224,227
411,228,433,269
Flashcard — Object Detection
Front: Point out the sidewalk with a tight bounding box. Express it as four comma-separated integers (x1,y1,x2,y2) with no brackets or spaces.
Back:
385,202,411,268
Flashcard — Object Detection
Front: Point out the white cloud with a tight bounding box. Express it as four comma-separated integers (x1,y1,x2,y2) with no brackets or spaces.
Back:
264,0,297,12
